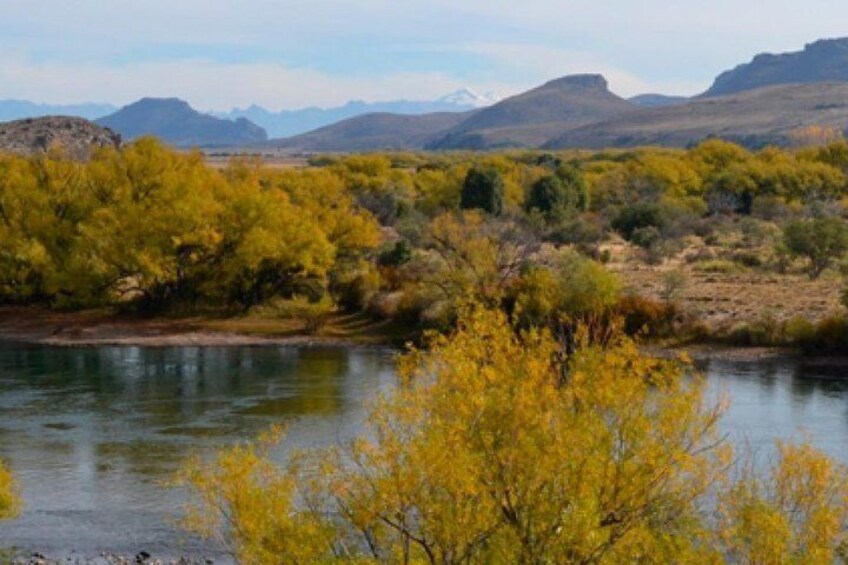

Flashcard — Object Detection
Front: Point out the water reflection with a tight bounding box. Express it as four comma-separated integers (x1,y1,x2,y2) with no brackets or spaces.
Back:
0,343,395,558
704,357,848,464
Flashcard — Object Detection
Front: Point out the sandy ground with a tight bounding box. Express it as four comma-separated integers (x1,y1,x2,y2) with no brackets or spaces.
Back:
0,307,367,348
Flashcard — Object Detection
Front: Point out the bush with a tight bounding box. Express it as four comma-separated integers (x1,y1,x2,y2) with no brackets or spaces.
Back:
731,251,764,268
331,266,381,312
796,315,848,355
0,461,20,521
612,203,667,240
617,295,680,338
460,166,504,216
724,314,786,347
253,295,335,333
693,259,744,274
783,217,848,278
377,240,413,268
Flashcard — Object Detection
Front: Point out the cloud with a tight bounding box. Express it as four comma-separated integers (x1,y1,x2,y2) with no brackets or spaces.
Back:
0,56,508,110
2,0,848,108
463,43,706,97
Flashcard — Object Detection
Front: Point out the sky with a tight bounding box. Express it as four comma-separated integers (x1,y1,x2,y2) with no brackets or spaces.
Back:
1,0,847,111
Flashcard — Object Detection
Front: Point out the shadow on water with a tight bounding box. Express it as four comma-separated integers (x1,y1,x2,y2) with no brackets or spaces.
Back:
0,342,395,560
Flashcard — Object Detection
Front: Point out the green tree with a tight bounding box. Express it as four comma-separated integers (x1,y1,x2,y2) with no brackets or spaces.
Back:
460,166,504,216
783,217,848,278
525,175,575,222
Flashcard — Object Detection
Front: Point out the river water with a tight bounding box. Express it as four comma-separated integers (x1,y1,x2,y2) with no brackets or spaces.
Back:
0,343,845,561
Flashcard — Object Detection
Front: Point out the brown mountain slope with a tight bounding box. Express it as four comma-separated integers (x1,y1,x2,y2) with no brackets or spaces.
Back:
427,74,636,149
0,116,121,159
265,111,474,152
544,82,848,149
703,38,848,97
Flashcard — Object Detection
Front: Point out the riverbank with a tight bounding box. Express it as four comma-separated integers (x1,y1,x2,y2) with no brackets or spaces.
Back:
1,306,846,366
0,307,410,348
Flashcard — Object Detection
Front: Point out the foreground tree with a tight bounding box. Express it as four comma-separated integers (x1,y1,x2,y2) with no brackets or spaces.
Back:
185,309,759,563
0,460,20,521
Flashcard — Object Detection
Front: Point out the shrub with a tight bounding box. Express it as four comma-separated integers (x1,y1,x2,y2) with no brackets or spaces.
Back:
612,203,668,241
797,315,848,355
660,269,688,302
377,239,413,268
254,295,335,333
783,217,848,278
693,259,744,274
0,461,20,521
460,166,505,216
731,251,764,268
617,295,679,338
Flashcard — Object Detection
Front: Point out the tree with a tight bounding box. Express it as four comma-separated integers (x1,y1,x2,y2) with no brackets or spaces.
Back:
0,460,20,521
460,166,504,216
556,163,590,211
716,442,848,563
180,308,848,563
783,217,848,278
181,309,733,563
526,175,568,218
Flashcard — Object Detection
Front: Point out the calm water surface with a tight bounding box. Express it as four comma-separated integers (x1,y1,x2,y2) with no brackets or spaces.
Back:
0,344,846,560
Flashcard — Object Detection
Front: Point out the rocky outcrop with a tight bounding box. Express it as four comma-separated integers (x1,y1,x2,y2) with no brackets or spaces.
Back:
703,38,848,97
0,116,121,159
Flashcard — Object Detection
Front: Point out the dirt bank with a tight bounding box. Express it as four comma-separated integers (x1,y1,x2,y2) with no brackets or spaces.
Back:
0,307,395,348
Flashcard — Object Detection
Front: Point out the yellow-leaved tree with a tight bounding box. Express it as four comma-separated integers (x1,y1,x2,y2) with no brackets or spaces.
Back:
172,308,848,564
0,460,20,522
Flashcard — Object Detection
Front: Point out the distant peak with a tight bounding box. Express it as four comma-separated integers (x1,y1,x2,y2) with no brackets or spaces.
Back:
438,88,500,108
130,97,192,109
804,37,848,53
543,74,609,91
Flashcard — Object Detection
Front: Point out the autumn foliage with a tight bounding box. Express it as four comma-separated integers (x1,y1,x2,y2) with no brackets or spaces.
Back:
179,309,848,563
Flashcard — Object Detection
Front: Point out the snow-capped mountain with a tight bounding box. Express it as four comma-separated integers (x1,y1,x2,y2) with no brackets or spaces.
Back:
438,88,501,108
218,89,500,138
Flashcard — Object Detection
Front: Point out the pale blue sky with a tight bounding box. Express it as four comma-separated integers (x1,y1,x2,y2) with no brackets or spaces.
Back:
1,0,846,110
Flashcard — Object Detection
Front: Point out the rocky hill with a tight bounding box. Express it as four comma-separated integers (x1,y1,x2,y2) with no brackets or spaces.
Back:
0,116,121,159
426,74,636,149
266,111,474,152
544,82,848,149
97,98,267,147
703,38,848,97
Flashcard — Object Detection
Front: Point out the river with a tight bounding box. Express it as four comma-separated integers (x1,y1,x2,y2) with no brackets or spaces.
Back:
0,343,845,561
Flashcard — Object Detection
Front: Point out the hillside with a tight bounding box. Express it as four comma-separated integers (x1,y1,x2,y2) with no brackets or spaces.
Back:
629,94,688,108
0,116,121,159
427,74,636,149
703,38,848,97
97,98,267,147
266,111,474,152
544,82,848,149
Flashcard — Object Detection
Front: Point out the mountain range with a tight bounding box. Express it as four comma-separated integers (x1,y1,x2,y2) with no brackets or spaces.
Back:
217,89,499,138
0,89,500,146
5,37,848,151
268,37,848,152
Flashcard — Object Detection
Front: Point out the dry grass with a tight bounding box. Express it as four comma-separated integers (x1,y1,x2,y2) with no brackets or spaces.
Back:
604,238,843,333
